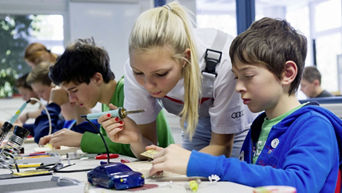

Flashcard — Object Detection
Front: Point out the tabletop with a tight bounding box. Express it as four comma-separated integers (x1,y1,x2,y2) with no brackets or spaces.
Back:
0,141,254,193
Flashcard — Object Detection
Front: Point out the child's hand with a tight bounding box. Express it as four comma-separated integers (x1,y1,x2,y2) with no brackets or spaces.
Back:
17,113,28,124
98,104,140,144
39,135,52,146
39,129,82,149
149,144,191,176
49,87,69,106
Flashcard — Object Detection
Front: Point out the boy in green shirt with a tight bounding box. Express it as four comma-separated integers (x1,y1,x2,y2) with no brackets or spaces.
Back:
39,39,174,157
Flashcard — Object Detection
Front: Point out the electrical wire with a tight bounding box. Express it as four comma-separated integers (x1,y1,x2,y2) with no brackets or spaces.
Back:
54,168,93,173
84,118,110,164
50,118,111,173
29,97,52,135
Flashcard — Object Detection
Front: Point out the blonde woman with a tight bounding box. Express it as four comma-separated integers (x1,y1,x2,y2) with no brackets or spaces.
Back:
99,1,255,159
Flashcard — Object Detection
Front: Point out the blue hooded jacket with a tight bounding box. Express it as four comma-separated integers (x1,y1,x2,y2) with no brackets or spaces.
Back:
187,104,342,193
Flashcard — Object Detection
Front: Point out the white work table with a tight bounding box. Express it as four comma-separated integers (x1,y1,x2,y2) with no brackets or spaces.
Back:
0,142,254,193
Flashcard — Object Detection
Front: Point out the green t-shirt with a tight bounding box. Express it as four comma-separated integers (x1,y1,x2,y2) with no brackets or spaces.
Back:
253,103,306,163
80,77,174,157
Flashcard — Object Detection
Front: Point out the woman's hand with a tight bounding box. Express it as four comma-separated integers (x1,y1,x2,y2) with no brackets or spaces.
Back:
98,104,140,144
39,129,82,149
149,144,191,176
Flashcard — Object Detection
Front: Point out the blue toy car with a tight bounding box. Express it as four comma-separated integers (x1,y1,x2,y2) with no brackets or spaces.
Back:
87,162,144,190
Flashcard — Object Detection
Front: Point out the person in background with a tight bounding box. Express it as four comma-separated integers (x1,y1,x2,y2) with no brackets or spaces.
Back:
26,62,96,143
15,63,54,137
17,42,58,124
40,38,174,156
26,62,54,103
98,1,255,159
31,86,99,144
0,73,42,131
15,73,42,124
148,17,342,193
300,66,334,98
24,42,58,69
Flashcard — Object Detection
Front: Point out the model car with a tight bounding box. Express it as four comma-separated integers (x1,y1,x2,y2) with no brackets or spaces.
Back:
87,162,144,190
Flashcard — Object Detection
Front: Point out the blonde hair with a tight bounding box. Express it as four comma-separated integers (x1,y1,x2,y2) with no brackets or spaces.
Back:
26,62,52,86
25,42,58,66
129,1,201,138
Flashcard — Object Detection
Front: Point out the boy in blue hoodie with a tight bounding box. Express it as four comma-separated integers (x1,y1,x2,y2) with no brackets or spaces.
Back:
149,17,342,193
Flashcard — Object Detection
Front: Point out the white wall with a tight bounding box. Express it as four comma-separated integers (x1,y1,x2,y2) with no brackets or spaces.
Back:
69,1,141,79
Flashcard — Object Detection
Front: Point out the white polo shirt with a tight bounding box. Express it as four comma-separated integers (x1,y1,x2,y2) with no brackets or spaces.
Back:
124,28,255,134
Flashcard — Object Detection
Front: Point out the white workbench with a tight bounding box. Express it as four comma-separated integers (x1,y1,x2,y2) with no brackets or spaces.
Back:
0,142,254,193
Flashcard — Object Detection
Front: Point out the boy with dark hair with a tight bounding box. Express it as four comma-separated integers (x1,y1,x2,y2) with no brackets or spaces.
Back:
301,66,334,98
40,39,174,156
25,63,96,143
148,17,342,193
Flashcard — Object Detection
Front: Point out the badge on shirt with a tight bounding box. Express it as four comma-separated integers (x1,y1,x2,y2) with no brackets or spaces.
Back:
271,138,280,149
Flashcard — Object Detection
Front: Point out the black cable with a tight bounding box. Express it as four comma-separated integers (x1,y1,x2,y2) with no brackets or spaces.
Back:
7,152,19,172
36,162,93,173
13,160,19,173
42,118,111,174
84,118,110,163
53,168,93,173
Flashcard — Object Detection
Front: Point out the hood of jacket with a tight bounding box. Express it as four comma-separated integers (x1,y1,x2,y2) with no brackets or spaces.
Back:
250,103,342,164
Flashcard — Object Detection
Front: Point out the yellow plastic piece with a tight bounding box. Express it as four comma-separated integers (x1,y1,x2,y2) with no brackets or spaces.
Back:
253,187,270,193
17,164,41,168
189,180,199,192
45,144,53,149
13,170,50,176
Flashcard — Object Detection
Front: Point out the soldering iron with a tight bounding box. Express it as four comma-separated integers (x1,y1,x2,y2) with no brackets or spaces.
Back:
0,99,31,146
81,107,144,120
81,107,144,164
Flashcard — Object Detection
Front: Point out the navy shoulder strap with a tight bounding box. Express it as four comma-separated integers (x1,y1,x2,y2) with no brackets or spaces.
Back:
202,30,227,77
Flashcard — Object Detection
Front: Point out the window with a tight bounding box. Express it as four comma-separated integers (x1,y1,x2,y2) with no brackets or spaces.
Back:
0,14,64,97
314,0,342,94
196,0,237,37
256,0,342,96
30,15,64,55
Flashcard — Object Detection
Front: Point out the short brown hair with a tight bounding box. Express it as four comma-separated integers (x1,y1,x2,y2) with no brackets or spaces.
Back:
26,62,52,86
229,17,307,95
15,73,33,90
49,38,114,85
302,66,321,84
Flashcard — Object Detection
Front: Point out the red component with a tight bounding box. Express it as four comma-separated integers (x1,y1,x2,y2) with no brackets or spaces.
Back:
128,184,158,191
95,153,119,160
120,159,130,163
